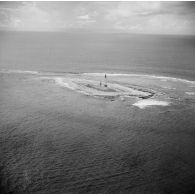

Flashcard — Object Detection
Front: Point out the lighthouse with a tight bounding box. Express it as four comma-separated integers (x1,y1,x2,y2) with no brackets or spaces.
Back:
104,74,107,87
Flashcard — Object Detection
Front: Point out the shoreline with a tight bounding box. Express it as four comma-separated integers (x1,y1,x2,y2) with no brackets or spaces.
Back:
52,77,155,99
1,69,195,84
1,69,195,109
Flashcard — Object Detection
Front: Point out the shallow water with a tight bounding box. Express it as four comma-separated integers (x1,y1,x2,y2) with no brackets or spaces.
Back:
0,71,195,193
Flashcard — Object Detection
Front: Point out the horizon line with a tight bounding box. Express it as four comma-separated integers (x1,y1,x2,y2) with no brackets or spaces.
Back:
0,29,194,36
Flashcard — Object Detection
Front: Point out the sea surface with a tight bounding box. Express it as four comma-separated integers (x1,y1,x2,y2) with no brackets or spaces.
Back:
0,31,195,80
0,31,195,193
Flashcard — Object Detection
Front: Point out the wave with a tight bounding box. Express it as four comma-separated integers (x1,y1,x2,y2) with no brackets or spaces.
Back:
0,69,39,75
51,76,154,99
185,92,195,95
54,77,78,91
1,69,194,85
133,99,170,109
83,73,195,85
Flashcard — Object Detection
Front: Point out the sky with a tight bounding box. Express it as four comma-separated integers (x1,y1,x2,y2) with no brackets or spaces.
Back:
0,1,195,35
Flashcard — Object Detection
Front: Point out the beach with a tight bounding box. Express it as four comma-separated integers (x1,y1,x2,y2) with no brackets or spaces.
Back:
0,70,195,193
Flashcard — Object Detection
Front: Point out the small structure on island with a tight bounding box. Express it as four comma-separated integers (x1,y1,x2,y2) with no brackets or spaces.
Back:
104,74,107,87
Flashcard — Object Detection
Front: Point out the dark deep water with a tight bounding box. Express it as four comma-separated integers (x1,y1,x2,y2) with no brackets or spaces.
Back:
0,32,195,193
0,31,195,80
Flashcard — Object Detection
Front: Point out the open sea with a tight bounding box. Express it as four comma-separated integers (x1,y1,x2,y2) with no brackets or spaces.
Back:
0,31,195,193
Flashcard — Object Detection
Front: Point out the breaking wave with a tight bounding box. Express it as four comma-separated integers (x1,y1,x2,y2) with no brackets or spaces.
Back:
1,69,194,84
83,73,195,85
52,76,154,99
0,69,39,75
133,100,170,109
1,69,195,108
185,92,195,95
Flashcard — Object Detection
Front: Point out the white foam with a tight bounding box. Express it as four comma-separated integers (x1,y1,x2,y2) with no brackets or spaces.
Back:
185,92,195,95
0,69,39,75
83,73,131,77
83,73,195,85
54,77,77,90
48,76,153,100
163,86,176,90
133,99,170,109
1,70,194,85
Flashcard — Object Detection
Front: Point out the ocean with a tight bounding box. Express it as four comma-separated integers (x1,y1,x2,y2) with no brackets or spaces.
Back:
0,31,195,80
0,31,195,193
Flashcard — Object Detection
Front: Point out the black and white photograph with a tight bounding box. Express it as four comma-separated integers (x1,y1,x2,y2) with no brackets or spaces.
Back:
0,1,195,194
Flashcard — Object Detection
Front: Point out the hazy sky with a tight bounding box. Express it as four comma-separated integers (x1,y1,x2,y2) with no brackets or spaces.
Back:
0,1,195,35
